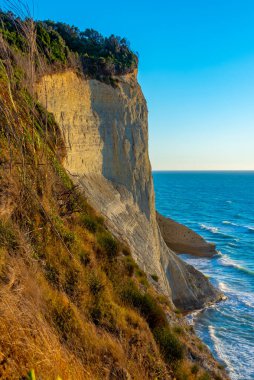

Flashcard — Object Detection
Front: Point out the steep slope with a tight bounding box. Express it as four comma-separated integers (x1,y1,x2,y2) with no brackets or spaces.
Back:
157,212,217,257
0,57,228,380
36,69,222,310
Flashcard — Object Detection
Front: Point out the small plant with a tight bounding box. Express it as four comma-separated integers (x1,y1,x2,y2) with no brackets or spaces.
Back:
0,220,18,250
96,232,118,259
198,342,204,352
79,250,91,266
173,325,184,335
80,214,98,233
45,263,59,286
27,369,36,380
124,256,136,276
120,280,167,329
153,326,184,364
26,370,62,380
64,268,79,297
191,364,199,375
51,301,77,341
89,274,105,296
198,373,211,380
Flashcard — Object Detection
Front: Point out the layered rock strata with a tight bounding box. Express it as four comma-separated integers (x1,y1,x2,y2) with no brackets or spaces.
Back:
36,70,221,310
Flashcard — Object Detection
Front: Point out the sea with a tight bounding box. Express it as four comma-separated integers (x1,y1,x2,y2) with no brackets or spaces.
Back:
153,171,254,380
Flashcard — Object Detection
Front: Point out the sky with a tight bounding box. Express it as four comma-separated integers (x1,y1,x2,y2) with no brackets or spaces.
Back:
2,0,254,170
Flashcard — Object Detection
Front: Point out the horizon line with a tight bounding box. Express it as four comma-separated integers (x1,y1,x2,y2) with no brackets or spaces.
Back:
152,169,254,172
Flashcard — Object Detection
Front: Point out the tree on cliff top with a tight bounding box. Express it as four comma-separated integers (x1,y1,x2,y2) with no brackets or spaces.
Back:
0,9,138,80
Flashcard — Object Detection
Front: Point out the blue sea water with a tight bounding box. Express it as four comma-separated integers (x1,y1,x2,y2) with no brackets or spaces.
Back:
153,171,254,380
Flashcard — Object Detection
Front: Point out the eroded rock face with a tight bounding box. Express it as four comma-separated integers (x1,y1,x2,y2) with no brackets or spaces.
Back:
36,70,221,310
157,212,217,257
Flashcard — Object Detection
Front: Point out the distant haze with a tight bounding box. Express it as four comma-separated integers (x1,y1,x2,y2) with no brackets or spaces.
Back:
2,0,254,170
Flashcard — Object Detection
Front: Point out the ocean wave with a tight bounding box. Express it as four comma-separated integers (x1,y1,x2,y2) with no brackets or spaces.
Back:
240,294,254,310
246,226,254,233
222,220,254,234
208,325,236,378
222,220,238,226
217,280,254,309
218,281,230,292
200,224,218,233
219,255,254,277
200,224,234,239
228,242,238,247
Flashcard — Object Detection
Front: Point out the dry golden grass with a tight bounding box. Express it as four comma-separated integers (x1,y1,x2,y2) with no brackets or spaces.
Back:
0,43,227,380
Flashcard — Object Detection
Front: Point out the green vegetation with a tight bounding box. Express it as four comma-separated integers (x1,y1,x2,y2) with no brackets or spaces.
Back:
80,213,100,233
0,220,18,250
0,8,226,380
153,326,184,363
96,231,119,259
120,279,184,364
0,10,138,82
41,21,138,77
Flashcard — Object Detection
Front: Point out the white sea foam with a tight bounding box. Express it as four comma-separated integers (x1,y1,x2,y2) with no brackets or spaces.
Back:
200,224,235,239
246,225,254,233
222,221,254,234
240,294,254,309
218,281,230,293
219,255,254,276
208,325,236,379
222,220,238,227
200,224,219,233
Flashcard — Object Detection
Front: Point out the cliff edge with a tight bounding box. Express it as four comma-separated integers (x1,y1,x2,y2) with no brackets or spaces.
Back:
36,70,222,311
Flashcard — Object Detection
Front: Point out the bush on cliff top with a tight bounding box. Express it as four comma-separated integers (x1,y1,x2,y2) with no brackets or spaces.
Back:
0,10,138,80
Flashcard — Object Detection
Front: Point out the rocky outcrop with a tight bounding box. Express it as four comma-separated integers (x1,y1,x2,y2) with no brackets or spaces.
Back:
157,212,217,257
36,70,222,310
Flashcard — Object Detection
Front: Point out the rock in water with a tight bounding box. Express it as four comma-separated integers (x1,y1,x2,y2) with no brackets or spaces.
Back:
157,212,217,257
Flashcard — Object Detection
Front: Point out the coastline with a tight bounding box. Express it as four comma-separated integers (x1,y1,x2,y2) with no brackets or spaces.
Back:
153,170,254,380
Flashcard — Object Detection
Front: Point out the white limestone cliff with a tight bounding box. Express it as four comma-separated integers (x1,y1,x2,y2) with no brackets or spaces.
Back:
36,70,222,310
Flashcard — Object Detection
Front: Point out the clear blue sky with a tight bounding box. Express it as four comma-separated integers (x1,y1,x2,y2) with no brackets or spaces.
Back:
3,0,254,170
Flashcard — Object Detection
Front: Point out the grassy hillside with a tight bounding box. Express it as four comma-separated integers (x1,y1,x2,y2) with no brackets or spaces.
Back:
0,10,227,380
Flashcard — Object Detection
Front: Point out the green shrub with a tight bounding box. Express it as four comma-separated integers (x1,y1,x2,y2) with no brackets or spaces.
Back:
120,280,167,329
45,263,59,286
191,364,199,375
89,274,105,296
96,232,118,259
51,302,77,341
62,230,75,247
0,220,18,250
125,257,136,276
198,373,211,380
53,216,75,248
80,214,98,233
173,326,184,335
79,250,91,266
64,268,79,297
153,326,184,364
89,299,118,332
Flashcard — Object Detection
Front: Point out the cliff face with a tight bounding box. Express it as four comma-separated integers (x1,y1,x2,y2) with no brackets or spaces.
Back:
36,70,221,310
